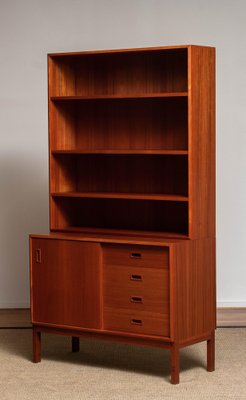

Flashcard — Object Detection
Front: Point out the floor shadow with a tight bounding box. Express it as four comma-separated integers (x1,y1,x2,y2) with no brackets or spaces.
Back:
0,329,207,381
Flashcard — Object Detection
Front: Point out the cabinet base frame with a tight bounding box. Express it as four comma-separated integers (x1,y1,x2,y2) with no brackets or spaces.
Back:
32,325,215,384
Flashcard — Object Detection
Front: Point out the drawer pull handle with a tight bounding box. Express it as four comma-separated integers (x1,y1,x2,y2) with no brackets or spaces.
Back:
131,319,142,326
130,252,142,259
130,296,143,304
35,249,41,263
130,274,142,281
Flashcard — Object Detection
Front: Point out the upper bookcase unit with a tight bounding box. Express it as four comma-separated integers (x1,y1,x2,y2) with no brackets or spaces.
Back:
48,45,215,240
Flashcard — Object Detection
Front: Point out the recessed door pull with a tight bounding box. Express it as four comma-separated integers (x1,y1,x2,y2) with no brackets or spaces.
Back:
130,252,142,259
130,296,143,303
130,274,142,281
35,249,41,263
131,319,142,326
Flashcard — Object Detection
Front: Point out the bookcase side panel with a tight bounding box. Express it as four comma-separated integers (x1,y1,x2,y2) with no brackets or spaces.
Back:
188,46,216,239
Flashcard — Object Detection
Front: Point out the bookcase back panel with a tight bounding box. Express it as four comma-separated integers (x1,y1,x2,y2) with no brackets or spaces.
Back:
50,98,188,151
49,49,187,97
50,154,188,196
50,197,188,235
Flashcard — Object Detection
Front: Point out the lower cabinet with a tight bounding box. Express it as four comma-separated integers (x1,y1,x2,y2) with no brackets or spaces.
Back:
30,235,216,385
30,238,170,337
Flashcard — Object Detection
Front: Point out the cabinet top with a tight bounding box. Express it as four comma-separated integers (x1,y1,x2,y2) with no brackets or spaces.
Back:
48,44,215,57
29,232,189,247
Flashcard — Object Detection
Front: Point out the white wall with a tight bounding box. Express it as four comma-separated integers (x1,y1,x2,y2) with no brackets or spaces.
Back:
0,0,245,308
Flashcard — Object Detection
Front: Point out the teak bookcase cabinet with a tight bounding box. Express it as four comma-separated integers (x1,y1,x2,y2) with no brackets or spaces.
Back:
30,45,216,384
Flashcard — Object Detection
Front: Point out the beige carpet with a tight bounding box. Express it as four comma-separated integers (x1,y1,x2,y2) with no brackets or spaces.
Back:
0,328,245,399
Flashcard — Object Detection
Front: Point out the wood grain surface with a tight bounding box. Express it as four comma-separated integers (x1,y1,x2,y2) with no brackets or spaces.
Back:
30,238,101,329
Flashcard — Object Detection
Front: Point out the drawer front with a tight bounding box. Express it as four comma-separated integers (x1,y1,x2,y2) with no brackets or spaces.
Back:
103,244,170,337
103,244,169,269
104,307,169,337
104,265,169,314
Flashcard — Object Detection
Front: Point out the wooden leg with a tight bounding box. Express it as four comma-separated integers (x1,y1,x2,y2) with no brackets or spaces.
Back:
207,330,215,372
72,336,80,352
33,328,41,363
170,343,180,384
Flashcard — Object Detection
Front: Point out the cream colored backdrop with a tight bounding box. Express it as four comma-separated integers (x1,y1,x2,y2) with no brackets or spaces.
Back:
0,0,245,307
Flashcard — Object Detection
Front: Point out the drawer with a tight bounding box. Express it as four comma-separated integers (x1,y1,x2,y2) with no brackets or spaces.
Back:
104,265,169,314
104,307,169,337
103,244,169,269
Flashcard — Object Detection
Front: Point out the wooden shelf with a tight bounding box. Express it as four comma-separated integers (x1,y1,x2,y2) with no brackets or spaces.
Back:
50,226,188,240
51,192,188,202
51,149,188,155
50,92,188,101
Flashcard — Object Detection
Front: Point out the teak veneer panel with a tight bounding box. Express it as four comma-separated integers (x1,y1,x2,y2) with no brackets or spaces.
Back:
174,238,216,341
30,239,101,329
51,93,188,100
103,244,169,268
103,266,169,314
52,149,189,155
104,308,169,337
51,192,188,202
30,232,186,246
188,46,216,239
